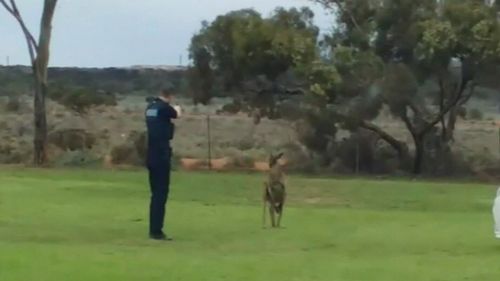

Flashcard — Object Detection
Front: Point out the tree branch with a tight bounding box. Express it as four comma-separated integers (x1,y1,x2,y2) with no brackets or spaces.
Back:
401,109,418,140
458,82,475,106
358,119,407,155
0,0,13,14
8,0,38,49
0,0,39,63
438,75,447,136
422,80,472,134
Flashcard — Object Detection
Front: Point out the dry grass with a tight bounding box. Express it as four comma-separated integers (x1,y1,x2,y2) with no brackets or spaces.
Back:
1,95,500,168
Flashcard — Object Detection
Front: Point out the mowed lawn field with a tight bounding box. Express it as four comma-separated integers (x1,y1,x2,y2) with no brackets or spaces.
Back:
1,168,500,281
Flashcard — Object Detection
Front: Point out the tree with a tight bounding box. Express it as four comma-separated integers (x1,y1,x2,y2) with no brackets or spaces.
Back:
188,7,318,115
1,0,58,165
188,22,215,105
310,0,500,174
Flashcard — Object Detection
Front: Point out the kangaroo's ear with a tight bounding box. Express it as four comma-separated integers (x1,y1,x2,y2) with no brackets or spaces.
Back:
276,152,284,160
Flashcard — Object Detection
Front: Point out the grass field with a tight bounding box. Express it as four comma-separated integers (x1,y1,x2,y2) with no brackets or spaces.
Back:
1,168,500,281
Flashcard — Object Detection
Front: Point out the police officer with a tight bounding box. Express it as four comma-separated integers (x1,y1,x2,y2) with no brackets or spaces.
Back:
145,88,180,240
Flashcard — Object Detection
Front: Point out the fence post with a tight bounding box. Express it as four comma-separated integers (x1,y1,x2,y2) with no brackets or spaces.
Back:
207,114,212,170
355,135,360,174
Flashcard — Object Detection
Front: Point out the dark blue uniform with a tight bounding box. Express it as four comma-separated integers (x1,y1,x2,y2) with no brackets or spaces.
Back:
145,98,177,236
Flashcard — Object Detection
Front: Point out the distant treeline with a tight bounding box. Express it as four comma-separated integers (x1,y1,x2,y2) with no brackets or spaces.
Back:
0,65,188,96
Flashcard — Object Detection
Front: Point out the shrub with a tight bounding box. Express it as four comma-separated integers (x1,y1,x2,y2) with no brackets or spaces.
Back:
333,131,402,175
234,138,254,151
48,129,96,151
5,96,22,112
110,144,140,165
128,131,147,162
49,87,117,114
295,111,337,155
0,121,9,131
468,108,483,120
217,101,242,115
230,154,255,169
0,138,30,164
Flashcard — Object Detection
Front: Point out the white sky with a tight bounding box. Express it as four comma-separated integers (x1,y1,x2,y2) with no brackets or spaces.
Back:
0,0,332,67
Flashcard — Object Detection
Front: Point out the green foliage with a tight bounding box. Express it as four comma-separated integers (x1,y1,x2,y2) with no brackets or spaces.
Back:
381,63,419,116
306,0,500,174
188,7,319,104
416,20,457,64
308,61,342,98
296,110,337,155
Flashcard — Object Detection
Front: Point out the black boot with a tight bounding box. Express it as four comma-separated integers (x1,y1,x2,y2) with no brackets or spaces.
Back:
149,232,173,241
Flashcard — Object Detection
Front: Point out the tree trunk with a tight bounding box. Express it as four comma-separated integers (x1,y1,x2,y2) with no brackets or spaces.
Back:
412,134,425,175
445,108,457,142
33,75,48,165
1,0,57,166
32,0,57,165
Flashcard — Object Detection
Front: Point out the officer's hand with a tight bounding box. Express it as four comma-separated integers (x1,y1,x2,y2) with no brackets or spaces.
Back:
173,105,182,118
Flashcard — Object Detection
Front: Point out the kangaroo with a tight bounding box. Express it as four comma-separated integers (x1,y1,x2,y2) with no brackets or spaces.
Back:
263,153,286,228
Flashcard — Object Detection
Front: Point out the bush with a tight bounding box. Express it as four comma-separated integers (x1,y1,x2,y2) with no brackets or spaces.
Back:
0,121,9,131
48,129,96,151
128,131,147,162
110,144,142,166
234,138,255,151
49,87,117,114
217,101,242,115
230,155,255,169
4,96,23,112
334,131,401,174
0,138,30,164
295,111,338,155
468,108,483,120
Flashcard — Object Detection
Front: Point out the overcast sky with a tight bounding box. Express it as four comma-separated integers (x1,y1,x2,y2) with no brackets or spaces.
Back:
0,0,332,68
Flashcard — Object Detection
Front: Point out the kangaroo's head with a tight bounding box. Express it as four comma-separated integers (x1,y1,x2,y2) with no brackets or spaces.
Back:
269,152,284,168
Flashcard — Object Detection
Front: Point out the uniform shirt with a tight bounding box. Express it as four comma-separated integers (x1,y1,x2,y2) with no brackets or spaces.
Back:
145,98,178,165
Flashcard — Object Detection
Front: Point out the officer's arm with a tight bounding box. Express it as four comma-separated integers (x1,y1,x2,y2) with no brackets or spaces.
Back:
160,104,178,119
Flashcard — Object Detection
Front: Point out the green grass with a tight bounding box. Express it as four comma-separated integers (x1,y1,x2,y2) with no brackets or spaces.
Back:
1,168,499,281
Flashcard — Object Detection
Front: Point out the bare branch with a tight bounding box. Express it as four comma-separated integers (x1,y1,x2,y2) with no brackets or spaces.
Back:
401,109,418,140
422,81,473,133
437,75,447,135
458,82,476,106
10,0,38,48
0,0,39,63
0,0,14,14
359,120,407,154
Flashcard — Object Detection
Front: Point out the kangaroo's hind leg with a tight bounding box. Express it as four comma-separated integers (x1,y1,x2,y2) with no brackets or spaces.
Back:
277,191,286,228
262,184,268,228
276,204,283,228
269,205,276,227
